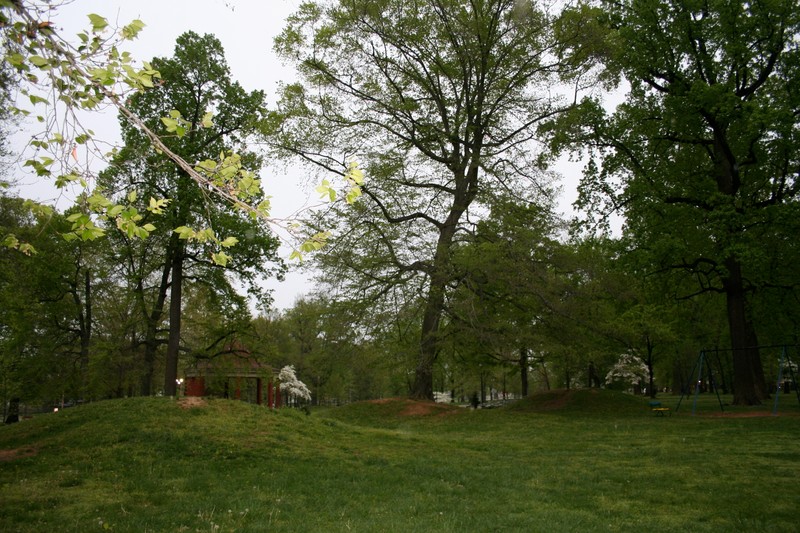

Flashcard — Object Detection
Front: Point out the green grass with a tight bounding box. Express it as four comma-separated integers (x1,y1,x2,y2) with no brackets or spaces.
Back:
1,390,799,532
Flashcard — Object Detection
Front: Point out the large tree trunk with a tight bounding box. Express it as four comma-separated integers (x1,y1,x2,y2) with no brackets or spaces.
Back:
72,268,92,398
163,245,184,397
140,330,158,396
724,257,766,405
412,273,446,400
138,254,172,396
519,347,529,397
710,121,767,406
411,161,478,399
645,337,656,399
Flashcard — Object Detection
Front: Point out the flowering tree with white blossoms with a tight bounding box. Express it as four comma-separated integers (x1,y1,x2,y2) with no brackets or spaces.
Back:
278,365,311,405
605,351,649,392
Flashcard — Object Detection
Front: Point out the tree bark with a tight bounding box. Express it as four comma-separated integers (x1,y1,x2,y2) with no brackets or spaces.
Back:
163,245,184,397
411,161,478,399
645,337,656,399
139,254,172,396
710,117,767,406
412,275,445,400
71,267,92,398
519,347,529,397
724,257,766,405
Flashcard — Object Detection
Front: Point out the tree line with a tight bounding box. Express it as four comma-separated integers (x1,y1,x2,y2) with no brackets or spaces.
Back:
2,0,798,412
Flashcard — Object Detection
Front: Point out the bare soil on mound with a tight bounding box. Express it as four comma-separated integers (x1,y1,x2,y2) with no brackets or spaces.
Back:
178,397,207,409
534,389,577,411
0,446,37,462
367,398,462,417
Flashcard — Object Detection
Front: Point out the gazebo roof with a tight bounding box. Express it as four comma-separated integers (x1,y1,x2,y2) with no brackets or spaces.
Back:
184,353,275,379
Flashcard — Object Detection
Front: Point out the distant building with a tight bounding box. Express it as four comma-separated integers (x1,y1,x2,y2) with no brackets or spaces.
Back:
183,352,283,407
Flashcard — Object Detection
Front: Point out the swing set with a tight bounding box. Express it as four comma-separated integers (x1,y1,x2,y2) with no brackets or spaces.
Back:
676,344,800,416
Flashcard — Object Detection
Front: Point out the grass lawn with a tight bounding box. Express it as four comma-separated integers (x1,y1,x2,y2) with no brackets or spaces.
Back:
1,389,799,532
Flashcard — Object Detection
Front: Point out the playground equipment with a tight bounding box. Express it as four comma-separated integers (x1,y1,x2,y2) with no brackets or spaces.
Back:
676,345,799,416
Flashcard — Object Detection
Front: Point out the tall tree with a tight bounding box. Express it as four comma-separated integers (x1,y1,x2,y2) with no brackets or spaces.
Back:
0,198,98,405
270,0,583,399
100,32,283,396
555,0,800,404
445,194,563,397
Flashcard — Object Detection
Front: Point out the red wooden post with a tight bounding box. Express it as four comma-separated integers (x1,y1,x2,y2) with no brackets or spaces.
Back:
186,377,205,397
256,377,263,405
275,385,282,408
267,380,274,408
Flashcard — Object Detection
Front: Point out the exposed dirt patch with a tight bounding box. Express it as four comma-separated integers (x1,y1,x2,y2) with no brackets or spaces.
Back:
364,398,461,418
398,400,460,417
0,447,38,462
367,398,399,405
535,389,577,411
178,396,207,409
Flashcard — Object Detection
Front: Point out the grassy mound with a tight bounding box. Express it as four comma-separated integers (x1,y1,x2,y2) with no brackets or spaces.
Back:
505,388,653,416
3,394,799,532
322,390,653,427
0,397,354,532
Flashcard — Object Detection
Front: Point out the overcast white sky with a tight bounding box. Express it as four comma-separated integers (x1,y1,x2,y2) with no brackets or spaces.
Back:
11,0,587,310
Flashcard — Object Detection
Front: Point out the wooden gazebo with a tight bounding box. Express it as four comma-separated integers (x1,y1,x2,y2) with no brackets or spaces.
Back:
183,353,283,407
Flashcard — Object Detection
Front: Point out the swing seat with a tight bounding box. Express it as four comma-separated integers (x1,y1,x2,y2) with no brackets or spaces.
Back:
649,401,671,416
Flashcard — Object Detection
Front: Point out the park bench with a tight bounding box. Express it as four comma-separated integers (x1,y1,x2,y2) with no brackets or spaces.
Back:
649,400,671,416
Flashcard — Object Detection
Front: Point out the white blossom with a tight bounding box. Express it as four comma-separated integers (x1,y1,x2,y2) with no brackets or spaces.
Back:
278,365,312,402
605,351,649,387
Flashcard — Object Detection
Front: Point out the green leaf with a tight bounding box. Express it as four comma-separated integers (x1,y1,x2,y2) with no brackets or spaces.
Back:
106,205,125,218
8,53,26,68
88,14,109,32
174,226,195,240
316,179,336,201
195,159,217,172
2,234,20,249
29,94,49,106
138,74,154,88
195,228,216,242
211,251,230,266
345,161,365,185
346,186,362,204
256,198,272,217
18,243,37,256
81,226,106,241
220,236,239,248
87,192,113,209
87,67,114,85
122,19,146,40
55,173,80,187
29,56,50,68
160,116,179,131
147,197,169,214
